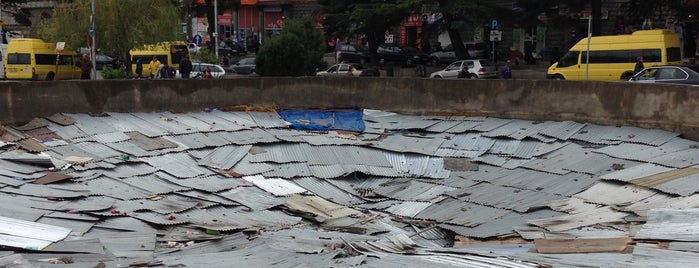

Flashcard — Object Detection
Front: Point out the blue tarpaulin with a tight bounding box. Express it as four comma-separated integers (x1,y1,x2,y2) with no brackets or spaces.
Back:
277,109,365,132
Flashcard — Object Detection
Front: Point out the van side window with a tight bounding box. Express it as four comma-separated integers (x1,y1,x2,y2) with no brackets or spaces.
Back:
666,47,681,62
557,51,578,67
35,54,57,65
7,53,30,64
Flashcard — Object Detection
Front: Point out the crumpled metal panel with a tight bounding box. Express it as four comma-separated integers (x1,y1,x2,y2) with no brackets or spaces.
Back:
155,172,244,193
198,144,251,170
636,208,699,241
140,152,209,178
284,194,360,220
218,186,286,211
242,175,306,196
292,176,365,206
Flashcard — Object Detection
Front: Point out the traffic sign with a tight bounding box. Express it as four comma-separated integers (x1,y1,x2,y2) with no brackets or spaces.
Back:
89,26,94,37
193,34,202,46
490,30,502,42
491,19,499,30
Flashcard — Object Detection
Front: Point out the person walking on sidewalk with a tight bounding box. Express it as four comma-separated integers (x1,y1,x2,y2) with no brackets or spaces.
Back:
501,60,513,79
634,56,645,74
80,54,92,80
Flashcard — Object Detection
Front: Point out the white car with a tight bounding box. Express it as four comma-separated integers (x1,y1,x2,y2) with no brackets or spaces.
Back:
187,43,201,53
176,63,226,79
429,59,498,79
316,63,365,77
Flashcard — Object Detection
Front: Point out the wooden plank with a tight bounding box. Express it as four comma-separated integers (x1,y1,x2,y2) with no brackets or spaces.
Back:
534,237,633,253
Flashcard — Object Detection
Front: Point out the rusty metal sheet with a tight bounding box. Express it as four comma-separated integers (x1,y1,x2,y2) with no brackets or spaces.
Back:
125,131,178,151
46,113,76,126
33,172,72,185
15,118,50,131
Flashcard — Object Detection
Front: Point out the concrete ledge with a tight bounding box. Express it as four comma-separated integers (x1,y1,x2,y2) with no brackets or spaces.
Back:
3,77,699,140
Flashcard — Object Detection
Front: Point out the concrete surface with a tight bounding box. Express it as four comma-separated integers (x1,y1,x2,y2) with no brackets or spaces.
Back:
3,76,699,140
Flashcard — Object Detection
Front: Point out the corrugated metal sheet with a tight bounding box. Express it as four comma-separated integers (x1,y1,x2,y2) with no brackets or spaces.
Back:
285,194,361,220
198,144,251,170
486,168,598,197
601,126,679,146
187,111,251,131
448,182,562,213
416,198,512,227
384,201,432,217
371,178,456,202
155,172,245,193
627,245,699,267
574,181,657,207
482,119,553,140
161,112,219,133
217,186,286,211
219,128,279,145
100,162,158,178
0,216,71,250
440,208,565,239
242,175,306,196
131,113,200,135
309,164,401,179
261,162,313,178
528,205,629,232
370,133,445,155
104,112,167,137
64,114,120,135
300,134,369,146
247,111,288,129
292,177,364,206
384,152,450,179
538,121,586,140
519,143,587,175
140,153,209,178
636,208,699,241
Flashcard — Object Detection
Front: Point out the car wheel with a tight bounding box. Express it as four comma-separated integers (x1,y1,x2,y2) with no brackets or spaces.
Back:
46,73,55,81
552,74,565,80
433,75,443,79
468,74,478,79
250,69,255,75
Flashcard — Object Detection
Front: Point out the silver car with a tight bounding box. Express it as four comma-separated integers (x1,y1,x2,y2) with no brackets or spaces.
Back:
429,59,498,79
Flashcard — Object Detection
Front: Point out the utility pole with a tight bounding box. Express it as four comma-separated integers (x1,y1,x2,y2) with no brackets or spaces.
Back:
90,0,96,80
214,0,218,58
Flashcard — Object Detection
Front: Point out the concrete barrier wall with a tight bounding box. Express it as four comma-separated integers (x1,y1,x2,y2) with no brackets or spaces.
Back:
3,78,699,139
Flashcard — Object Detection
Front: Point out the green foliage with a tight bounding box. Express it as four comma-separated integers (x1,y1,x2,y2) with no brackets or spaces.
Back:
190,49,219,64
38,0,181,62
255,17,325,76
101,67,129,79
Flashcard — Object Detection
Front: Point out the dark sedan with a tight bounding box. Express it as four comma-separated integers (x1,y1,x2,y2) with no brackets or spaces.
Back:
377,45,429,66
628,66,699,85
337,45,369,65
231,57,256,75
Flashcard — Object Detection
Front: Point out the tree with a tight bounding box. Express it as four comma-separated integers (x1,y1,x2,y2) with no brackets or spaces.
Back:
37,0,181,69
623,0,686,28
255,17,325,76
434,0,505,59
319,0,425,65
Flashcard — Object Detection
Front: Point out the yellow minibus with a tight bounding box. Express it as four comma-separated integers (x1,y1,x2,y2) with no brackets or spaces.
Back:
129,41,189,78
4,38,81,80
547,29,683,81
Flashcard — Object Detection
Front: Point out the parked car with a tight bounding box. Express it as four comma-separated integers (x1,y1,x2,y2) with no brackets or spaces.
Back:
231,57,256,75
376,45,429,66
429,59,498,79
316,63,376,77
337,45,369,65
464,41,488,59
177,62,226,78
187,43,201,53
94,54,115,70
428,45,458,65
628,66,699,85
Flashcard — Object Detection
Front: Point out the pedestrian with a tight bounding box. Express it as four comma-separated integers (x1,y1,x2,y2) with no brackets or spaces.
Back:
202,69,213,79
634,56,645,73
179,57,193,79
158,62,175,79
135,59,143,78
149,56,161,79
501,60,513,79
335,37,342,63
80,54,92,80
